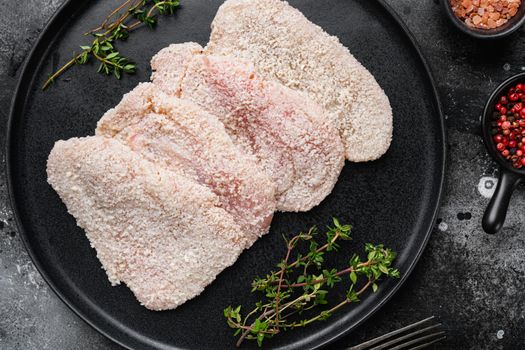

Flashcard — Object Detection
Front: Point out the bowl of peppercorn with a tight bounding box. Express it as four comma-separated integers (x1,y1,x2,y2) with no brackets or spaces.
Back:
482,73,525,234
442,0,525,39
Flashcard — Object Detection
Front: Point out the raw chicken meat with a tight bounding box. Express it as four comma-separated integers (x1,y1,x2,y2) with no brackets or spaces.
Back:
47,136,245,310
206,0,393,162
97,83,276,246
151,43,345,212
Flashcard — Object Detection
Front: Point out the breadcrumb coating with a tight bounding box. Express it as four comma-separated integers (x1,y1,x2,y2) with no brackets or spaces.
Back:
151,44,345,211
97,83,276,247
47,136,245,310
207,0,393,162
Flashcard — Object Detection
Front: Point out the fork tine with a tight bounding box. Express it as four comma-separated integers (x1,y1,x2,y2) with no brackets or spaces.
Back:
369,324,442,350
406,336,446,350
349,317,436,350
388,331,446,350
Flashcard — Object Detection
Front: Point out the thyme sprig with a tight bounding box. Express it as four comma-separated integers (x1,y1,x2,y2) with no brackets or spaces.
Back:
43,0,180,90
224,218,400,347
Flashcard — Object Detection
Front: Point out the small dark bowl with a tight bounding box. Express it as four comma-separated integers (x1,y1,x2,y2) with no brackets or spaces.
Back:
481,73,525,234
441,0,525,39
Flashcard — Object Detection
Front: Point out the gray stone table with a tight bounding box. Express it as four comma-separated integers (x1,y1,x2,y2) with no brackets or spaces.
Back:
1,0,524,349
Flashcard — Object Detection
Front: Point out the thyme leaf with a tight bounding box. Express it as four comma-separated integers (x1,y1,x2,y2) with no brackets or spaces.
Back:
43,0,180,90
224,218,400,347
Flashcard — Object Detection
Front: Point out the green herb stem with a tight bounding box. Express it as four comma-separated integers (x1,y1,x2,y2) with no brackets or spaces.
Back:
285,231,341,270
224,218,400,347
298,279,373,327
274,261,371,289
42,55,80,90
85,0,135,35
43,0,180,90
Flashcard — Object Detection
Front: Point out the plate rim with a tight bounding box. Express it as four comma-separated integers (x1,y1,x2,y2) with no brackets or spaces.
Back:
5,1,447,349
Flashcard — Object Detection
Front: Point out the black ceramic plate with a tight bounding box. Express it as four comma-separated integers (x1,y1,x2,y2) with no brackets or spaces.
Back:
6,1,445,349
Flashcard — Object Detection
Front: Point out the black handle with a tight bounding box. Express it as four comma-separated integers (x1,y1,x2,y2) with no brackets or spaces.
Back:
482,169,522,234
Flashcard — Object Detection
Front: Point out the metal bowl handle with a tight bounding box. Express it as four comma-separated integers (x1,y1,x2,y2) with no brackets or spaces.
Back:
482,169,522,234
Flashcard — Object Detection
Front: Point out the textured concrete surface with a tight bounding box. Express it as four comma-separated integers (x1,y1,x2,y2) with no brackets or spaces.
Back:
1,0,525,349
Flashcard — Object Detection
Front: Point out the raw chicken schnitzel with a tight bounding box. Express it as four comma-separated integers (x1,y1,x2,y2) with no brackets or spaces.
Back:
47,136,246,310
97,83,276,247
151,43,345,212
207,0,393,162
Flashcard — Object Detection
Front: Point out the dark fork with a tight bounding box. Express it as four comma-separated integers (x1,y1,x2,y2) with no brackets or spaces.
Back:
348,316,445,350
